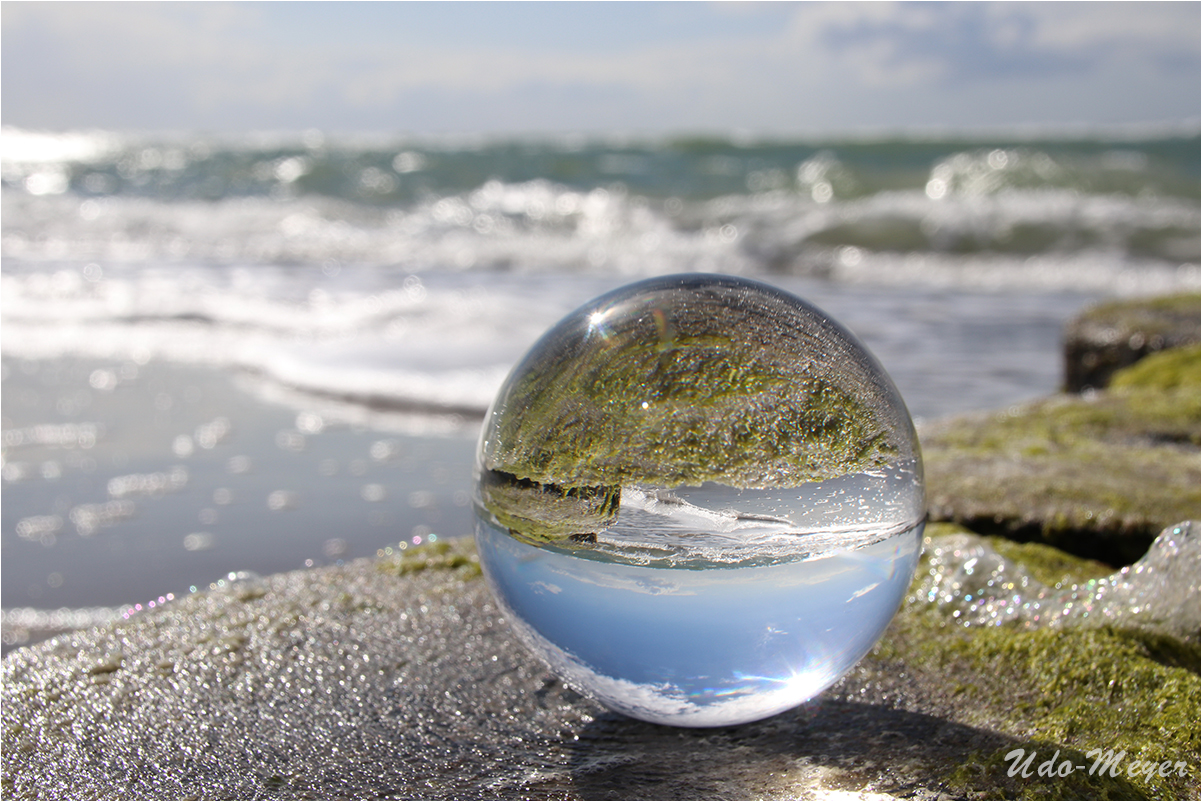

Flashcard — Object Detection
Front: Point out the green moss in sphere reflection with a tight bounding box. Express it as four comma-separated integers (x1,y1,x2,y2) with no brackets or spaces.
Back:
474,274,924,726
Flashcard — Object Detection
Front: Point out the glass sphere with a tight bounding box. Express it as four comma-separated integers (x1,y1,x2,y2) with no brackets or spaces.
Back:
474,274,924,727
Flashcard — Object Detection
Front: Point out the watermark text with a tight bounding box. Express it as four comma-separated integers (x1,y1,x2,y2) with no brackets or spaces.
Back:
1005,748,1191,784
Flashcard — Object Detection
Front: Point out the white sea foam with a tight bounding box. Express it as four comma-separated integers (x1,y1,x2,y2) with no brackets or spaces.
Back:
3,170,1196,282
0,265,586,419
0,185,750,275
3,129,1196,424
1,253,1190,425
830,249,1200,295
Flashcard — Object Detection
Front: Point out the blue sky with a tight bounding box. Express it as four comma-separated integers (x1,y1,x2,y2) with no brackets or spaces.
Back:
3,1,1199,135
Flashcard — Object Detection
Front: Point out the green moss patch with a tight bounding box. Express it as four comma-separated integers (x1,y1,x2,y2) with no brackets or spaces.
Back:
1110,343,1201,394
877,607,1200,799
925,441,1198,565
483,280,914,490
884,528,1201,797
377,538,481,579
926,379,1199,453
1066,292,1201,391
922,348,1200,563
1063,293,1200,392
983,535,1113,589
944,742,1147,800
476,469,619,546
915,523,1160,620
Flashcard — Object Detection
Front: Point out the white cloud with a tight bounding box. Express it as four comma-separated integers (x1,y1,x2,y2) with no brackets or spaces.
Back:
506,611,837,727
1024,2,1199,51
2,2,1196,132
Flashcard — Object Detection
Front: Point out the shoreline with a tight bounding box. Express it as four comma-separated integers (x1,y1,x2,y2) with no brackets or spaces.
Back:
3,291,1197,654
1,294,1198,798
1,357,477,654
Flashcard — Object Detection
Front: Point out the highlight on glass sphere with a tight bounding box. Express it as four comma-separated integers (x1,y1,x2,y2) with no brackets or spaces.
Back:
473,273,925,727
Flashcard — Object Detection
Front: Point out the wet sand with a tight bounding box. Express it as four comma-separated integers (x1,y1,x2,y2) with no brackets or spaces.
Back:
1,357,478,652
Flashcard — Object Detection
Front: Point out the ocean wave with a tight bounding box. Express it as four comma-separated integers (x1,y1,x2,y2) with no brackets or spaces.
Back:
4,126,1198,200
0,267,595,422
4,125,1196,276
2,128,1197,425
1,256,1189,428
3,177,1197,277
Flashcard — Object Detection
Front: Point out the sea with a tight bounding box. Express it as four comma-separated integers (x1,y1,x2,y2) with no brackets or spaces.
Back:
2,126,1198,650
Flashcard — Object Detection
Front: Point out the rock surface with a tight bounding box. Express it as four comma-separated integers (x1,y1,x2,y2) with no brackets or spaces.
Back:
916,521,1200,645
5,293,1201,800
1063,292,1200,393
3,533,1199,800
923,345,1200,565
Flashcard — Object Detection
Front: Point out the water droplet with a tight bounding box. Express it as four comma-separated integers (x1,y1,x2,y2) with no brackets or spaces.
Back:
474,274,924,727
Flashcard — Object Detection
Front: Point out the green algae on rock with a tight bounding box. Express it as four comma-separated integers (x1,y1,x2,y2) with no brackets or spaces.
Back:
983,532,1114,589
889,620,1201,800
923,345,1201,564
476,469,620,547
377,537,482,578
941,742,1148,800
4,530,1199,800
913,521,1200,644
1064,292,1200,392
1110,342,1202,396
870,522,1202,800
479,274,916,494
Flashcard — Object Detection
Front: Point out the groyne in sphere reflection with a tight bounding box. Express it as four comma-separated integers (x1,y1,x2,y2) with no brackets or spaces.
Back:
474,274,925,727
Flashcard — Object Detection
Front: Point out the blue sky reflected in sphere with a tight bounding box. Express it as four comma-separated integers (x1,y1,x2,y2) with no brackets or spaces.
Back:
477,514,923,727
473,275,926,726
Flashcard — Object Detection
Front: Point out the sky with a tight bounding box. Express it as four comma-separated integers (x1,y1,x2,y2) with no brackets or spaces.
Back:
2,1,1199,136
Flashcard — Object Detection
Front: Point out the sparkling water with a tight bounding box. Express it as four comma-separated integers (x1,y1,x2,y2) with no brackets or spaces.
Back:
474,274,925,727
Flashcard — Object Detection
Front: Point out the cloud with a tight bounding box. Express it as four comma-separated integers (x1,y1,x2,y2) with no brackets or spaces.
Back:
2,2,1197,132
506,608,837,727
778,2,1199,87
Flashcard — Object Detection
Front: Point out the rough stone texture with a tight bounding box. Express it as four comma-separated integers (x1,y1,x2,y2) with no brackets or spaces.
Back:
916,522,1200,645
922,346,1200,566
0,547,966,801
1063,292,1200,393
3,534,1199,801
5,293,1202,800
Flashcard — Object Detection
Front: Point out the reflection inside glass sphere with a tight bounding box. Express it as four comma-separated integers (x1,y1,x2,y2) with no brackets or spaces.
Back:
474,274,924,727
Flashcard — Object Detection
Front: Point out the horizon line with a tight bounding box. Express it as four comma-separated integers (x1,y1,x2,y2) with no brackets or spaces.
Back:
3,118,1200,149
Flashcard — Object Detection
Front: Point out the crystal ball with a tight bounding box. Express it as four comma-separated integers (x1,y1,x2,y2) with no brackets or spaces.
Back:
474,274,924,727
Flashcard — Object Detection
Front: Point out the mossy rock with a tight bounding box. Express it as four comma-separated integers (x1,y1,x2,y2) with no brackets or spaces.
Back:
941,742,1148,800
476,469,619,546
482,275,916,491
376,537,482,578
868,526,1201,799
1110,343,1201,394
925,521,1114,588
922,345,1201,565
3,531,1198,799
1064,292,1200,392
875,613,1200,800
